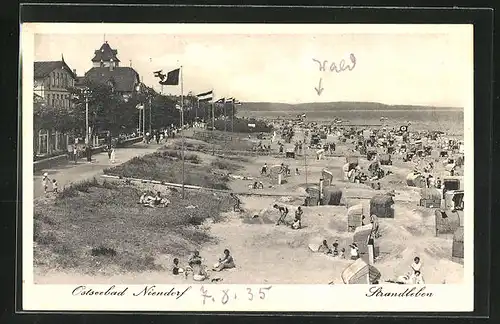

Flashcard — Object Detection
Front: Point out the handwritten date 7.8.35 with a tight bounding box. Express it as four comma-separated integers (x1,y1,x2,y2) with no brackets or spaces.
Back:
200,286,272,305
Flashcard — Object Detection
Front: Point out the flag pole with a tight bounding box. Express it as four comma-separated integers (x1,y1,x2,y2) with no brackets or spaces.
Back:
304,133,308,187
224,100,227,133
180,66,185,199
211,89,215,155
231,100,234,133
149,95,152,136
196,97,199,123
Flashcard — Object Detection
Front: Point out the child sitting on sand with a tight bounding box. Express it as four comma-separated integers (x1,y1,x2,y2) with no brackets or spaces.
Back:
349,243,359,260
213,249,236,272
291,207,303,230
332,240,339,257
188,251,203,268
412,271,425,284
317,240,332,255
172,258,184,275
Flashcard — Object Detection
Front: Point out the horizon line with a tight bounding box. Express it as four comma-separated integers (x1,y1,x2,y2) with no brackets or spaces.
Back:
238,101,463,109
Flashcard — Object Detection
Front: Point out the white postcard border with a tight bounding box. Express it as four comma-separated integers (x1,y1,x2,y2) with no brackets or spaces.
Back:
21,23,474,312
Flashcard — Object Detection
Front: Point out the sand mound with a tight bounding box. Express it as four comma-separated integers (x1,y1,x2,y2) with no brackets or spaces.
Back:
300,206,347,231
375,240,461,284
243,203,296,225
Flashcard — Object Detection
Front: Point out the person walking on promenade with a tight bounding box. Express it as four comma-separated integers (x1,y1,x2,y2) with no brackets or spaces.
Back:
42,173,50,194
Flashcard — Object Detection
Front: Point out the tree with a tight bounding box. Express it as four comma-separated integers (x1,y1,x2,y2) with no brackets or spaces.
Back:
69,81,138,138
33,98,78,135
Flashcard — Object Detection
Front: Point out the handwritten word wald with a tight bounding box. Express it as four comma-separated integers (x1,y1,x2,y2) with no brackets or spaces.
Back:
200,286,273,305
312,54,357,73
71,285,192,299
312,54,356,96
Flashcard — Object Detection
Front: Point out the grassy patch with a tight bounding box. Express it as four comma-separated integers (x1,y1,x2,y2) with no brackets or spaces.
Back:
210,159,241,172
103,151,236,190
153,150,202,164
34,181,233,274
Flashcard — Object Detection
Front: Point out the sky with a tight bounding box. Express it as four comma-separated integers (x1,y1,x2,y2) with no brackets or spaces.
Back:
31,24,473,107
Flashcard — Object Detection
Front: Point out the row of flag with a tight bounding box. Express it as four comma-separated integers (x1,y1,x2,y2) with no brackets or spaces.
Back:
151,67,242,109
195,90,242,106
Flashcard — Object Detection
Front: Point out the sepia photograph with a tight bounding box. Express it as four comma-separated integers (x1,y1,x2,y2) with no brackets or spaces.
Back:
22,23,474,312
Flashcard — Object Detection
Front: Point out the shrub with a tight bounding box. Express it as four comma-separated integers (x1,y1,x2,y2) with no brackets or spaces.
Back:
58,177,97,198
102,179,117,189
91,246,118,257
104,152,232,189
185,153,202,164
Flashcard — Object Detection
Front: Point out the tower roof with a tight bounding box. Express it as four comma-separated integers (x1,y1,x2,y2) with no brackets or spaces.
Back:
84,67,139,92
91,41,121,63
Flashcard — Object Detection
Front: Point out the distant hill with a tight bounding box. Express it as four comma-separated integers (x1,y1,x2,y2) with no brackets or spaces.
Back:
239,102,462,112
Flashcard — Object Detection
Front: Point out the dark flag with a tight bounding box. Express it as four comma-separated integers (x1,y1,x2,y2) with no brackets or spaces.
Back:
159,68,180,85
215,98,225,104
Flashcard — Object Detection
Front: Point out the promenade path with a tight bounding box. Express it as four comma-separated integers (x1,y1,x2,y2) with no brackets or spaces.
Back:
33,142,163,199
32,128,201,199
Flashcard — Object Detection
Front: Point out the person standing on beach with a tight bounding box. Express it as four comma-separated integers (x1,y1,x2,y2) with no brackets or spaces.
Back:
370,214,380,238
261,163,268,175
229,193,242,212
273,204,289,226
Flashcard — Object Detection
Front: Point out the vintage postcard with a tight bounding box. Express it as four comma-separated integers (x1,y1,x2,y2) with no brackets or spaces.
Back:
21,23,474,312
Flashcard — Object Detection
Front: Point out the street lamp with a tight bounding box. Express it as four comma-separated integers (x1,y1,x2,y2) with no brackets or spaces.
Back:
135,83,147,142
82,87,92,162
